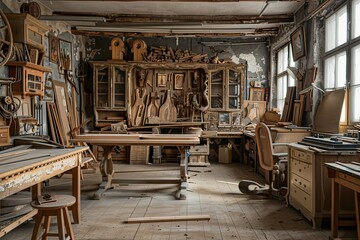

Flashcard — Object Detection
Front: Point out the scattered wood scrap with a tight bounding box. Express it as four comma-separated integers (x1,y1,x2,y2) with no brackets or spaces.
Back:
144,46,209,63
126,214,210,224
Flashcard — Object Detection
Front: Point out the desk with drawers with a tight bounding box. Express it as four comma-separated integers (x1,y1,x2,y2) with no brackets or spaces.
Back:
287,143,359,228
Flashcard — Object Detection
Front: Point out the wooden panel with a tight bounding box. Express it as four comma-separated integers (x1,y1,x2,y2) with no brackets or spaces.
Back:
53,81,71,145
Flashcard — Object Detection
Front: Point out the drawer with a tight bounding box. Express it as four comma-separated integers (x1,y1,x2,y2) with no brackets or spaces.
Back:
189,144,209,155
0,126,9,146
291,159,312,181
291,148,313,163
291,173,311,194
290,184,312,212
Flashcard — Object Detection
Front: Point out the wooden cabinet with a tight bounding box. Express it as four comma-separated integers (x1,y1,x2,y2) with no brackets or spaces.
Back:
8,62,51,98
91,61,245,128
207,65,245,131
0,126,10,146
287,143,358,229
92,62,127,127
6,13,49,50
209,67,243,111
5,13,50,98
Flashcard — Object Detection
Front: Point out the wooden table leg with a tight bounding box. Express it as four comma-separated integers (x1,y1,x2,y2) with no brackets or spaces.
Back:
355,191,360,240
177,148,188,200
94,146,115,200
331,178,340,239
71,163,81,223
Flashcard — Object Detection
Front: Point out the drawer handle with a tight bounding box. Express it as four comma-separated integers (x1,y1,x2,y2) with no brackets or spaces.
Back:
304,184,306,188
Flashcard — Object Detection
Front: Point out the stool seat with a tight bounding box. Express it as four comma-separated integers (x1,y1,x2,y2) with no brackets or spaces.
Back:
31,194,76,240
31,195,76,210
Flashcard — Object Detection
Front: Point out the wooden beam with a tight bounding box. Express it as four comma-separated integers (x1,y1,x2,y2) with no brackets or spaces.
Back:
45,0,304,2
126,214,211,224
71,28,278,38
54,12,294,24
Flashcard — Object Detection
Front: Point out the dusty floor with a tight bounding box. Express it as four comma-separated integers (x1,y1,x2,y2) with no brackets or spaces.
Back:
0,162,356,240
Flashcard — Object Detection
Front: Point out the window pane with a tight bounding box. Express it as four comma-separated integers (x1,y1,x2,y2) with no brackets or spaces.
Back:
283,45,289,70
353,0,360,39
289,44,295,67
277,76,287,113
324,56,335,89
352,44,360,85
326,14,336,51
277,48,284,73
336,51,347,88
350,85,360,122
337,6,348,46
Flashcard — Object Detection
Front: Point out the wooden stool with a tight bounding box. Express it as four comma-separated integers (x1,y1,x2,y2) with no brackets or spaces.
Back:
31,194,76,240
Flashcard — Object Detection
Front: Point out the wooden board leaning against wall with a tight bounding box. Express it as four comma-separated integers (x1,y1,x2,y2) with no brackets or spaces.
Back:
91,61,246,131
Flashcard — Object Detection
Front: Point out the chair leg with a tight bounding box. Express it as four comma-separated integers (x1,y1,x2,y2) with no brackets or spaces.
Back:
42,215,51,240
63,207,75,239
32,210,44,240
56,209,66,240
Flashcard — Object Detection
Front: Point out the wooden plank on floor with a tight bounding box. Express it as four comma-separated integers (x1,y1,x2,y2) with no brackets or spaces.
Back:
126,215,210,223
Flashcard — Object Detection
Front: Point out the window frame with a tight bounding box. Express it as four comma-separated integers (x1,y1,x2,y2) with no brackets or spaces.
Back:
324,0,360,125
276,43,295,114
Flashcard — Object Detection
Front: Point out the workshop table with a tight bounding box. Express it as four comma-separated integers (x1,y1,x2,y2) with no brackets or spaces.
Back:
0,146,88,237
70,134,200,200
325,162,360,239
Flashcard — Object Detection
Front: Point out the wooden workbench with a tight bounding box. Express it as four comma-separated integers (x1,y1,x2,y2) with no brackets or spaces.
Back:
326,162,360,239
0,146,88,237
70,134,200,200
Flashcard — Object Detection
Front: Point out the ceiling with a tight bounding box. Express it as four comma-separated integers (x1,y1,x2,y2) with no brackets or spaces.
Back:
37,0,306,38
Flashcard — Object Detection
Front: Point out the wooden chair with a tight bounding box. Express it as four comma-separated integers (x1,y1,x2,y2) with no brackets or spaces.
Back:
239,122,288,198
31,194,76,240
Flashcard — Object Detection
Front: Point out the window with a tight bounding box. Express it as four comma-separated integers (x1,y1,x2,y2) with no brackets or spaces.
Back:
324,1,360,124
352,0,360,39
276,44,295,113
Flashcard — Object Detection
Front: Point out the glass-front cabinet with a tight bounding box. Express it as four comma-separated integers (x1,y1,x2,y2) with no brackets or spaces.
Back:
94,65,110,108
228,69,241,109
92,62,127,127
207,64,245,130
113,66,126,109
210,69,224,109
209,66,243,111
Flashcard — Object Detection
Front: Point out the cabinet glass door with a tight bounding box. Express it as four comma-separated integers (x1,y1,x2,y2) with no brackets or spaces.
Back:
210,70,224,109
113,66,126,109
228,69,240,109
95,66,110,108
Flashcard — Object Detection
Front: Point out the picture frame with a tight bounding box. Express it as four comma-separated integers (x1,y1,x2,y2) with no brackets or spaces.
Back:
157,73,167,87
59,39,72,74
174,73,185,90
249,87,265,101
291,26,306,61
43,72,54,102
231,112,242,126
218,112,230,126
49,34,59,64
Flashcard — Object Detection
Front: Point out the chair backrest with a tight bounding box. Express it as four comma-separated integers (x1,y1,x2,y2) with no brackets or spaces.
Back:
255,122,274,171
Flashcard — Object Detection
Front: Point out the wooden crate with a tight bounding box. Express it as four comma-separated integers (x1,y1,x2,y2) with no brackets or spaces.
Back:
130,145,150,165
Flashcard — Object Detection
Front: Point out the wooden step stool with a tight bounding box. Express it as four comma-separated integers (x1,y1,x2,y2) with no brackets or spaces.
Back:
31,195,76,240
